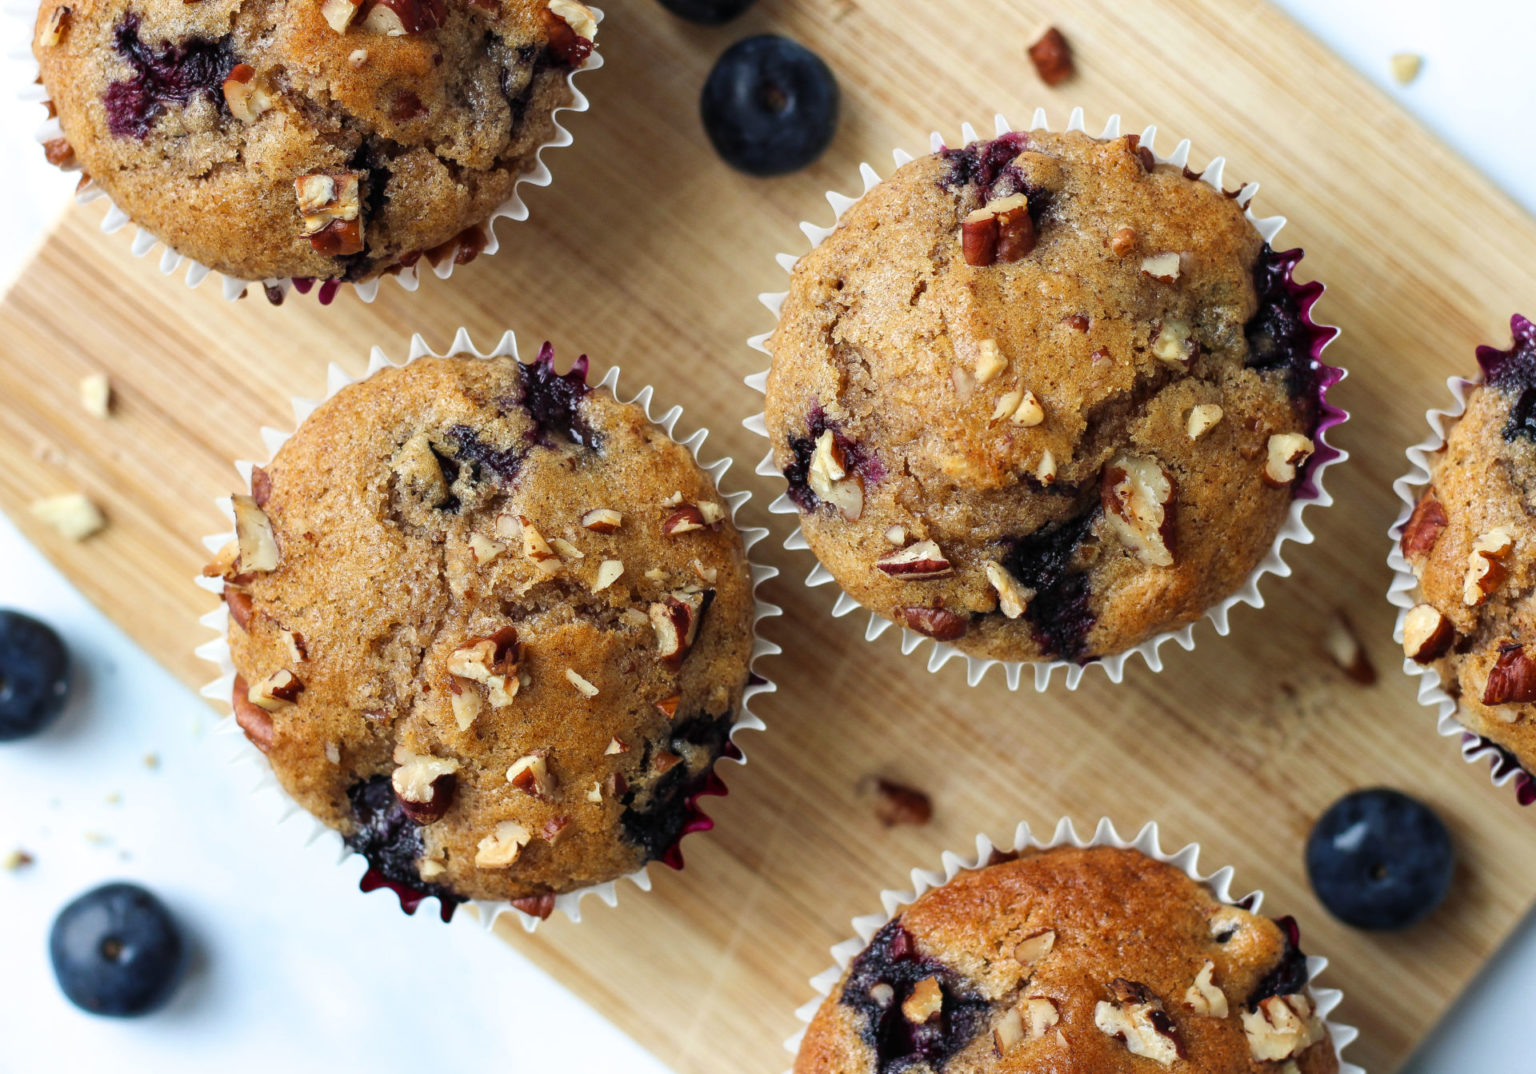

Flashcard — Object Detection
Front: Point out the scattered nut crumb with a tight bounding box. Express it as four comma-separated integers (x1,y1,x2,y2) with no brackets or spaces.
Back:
866,777,932,827
1323,611,1376,685
1186,403,1223,440
104,791,123,805
2,849,35,871
348,47,368,67
564,668,599,697
975,339,1008,384
592,559,624,592
1140,252,1182,283
30,493,106,541
1027,26,1074,85
83,831,111,846
143,752,160,770
1390,52,1422,85
79,373,111,418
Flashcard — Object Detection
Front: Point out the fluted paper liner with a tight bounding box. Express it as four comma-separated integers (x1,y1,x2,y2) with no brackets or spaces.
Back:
785,817,1362,1073
193,329,782,930
1386,374,1536,805
745,109,1347,691
17,9,602,305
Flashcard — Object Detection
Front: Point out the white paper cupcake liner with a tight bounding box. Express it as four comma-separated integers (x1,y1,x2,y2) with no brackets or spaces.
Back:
192,328,782,930
17,8,602,304
744,108,1347,691
1386,374,1536,806
785,816,1362,1074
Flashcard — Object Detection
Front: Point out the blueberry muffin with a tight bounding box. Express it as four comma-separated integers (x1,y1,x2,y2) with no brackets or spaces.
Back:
204,348,755,913
796,845,1338,1074
33,0,597,285
1398,315,1536,787
764,130,1333,664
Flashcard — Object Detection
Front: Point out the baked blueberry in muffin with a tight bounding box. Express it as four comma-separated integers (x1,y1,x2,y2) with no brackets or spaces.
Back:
206,348,755,913
795,846,1338,1073
34,0,597,287
764,129,1336,665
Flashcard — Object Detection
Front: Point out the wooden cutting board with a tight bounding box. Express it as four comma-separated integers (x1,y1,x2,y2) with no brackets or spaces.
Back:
3,0,1534,1069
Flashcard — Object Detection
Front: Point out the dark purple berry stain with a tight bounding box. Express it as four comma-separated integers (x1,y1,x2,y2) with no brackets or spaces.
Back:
999,509,1099,663
1477,314,1536,387
104,13,237,139
619,704,734,866
937,132,1053,231
1243,245,1330,409
438,345,597,488
1245,915,1311,1006
445,424,525,486
345,776,462,921
1474,316,1536,443
839,919,990,1074
782,407,880,513
518,342,596,448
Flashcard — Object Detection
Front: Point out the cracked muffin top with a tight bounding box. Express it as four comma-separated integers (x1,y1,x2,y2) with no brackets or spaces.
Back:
33,0,597,284
796,845,1338,1074
1398,315,1536,782
205,350,755,911
764,130,1330,665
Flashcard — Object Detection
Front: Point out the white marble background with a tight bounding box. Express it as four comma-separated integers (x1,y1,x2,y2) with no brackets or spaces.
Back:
1,1,1532,1069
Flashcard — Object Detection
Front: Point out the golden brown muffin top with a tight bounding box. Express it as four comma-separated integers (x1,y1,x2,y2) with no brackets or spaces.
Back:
34,0,595,282
208,352,755,908
765,130,1325,664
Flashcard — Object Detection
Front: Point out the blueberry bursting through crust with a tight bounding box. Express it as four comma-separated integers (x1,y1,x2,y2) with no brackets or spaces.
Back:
837,910,1316,1073
838,921,992,1074
1477,314,1536,443
779,133,1330,664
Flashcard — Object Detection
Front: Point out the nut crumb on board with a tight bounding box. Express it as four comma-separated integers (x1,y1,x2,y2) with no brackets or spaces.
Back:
865,777,933,827
1323,611,1376,686
1027,26,1074,85
79,373,112,418
30,492,105,541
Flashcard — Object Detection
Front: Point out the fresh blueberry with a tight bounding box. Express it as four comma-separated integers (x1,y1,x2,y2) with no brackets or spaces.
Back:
655,0,754,25
1306,788,1454,930
0,609,70,741
700,35,838,176
49,883,185,1016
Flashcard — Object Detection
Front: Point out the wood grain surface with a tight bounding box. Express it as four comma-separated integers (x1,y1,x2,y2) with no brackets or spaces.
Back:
3,1,1535,1071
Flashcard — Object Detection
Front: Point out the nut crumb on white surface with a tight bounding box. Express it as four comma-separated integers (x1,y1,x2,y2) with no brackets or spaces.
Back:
1390,51,1423,84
